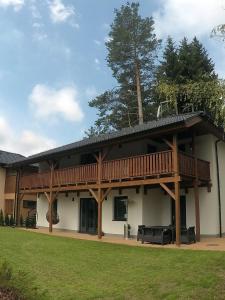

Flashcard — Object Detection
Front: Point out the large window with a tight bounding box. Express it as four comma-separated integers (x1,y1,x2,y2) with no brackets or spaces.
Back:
113,196,128,221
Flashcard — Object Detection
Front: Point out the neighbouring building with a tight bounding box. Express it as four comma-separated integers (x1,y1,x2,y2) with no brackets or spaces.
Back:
4,112,225,246
0,151,36,220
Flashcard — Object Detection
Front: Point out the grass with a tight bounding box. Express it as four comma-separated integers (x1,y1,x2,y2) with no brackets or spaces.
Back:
0,228,225,300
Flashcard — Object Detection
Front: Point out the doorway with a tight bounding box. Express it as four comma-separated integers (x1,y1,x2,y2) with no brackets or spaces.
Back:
80,198,98,234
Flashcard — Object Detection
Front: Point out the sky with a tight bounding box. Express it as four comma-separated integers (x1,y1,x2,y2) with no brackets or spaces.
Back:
0,0,225,156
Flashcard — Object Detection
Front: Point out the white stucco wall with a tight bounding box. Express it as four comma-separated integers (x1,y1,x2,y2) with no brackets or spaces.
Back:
37,188,143,236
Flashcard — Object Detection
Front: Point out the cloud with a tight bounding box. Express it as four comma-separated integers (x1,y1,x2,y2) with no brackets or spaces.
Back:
153,0,225,39
0,116,56,156
49,0,75,23
29,84,84,122
0,0,24,11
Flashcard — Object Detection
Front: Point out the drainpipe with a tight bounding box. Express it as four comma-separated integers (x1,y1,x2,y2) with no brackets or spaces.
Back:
215,139,223,237
14,169,20,225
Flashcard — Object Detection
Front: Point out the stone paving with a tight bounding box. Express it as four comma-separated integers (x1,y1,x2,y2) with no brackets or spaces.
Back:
20,227,225,251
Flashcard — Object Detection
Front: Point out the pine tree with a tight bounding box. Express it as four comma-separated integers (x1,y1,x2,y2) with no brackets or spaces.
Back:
157,36,179,83
0,209,4,226
155,36,225,125
87,2,160,136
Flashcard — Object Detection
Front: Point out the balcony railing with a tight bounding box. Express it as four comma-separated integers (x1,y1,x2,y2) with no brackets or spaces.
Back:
19,150,210,191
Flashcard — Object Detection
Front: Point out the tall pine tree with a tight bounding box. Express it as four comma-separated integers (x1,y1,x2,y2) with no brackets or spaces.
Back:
86,2,160,136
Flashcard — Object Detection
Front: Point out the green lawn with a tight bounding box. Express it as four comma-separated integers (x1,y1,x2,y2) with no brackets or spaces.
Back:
0,228,225,300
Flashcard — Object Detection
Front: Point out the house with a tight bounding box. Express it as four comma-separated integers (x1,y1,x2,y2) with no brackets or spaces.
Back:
0,150,37,220
7,112,225,246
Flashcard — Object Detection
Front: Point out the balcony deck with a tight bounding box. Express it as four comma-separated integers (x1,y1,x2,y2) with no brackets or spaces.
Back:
18,150,210,193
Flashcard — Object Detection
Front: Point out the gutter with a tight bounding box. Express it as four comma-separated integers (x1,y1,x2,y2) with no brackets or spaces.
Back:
215,138,224,237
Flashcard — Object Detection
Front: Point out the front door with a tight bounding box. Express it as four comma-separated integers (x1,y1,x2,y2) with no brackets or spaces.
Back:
171,195,186,227
80,198,98,234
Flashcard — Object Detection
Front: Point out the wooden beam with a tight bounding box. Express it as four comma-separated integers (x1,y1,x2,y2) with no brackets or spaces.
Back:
175,181,181,246
101,188,111,202
173,134,181,246
49,163,54,233
89,188,98,201
160,183,175,200
163,138,174,150
19,176,181,194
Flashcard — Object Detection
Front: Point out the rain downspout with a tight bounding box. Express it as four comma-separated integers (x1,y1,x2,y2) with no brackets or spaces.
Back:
215,138,223,238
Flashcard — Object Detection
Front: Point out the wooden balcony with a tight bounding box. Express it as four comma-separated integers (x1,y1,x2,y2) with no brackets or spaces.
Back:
19,151,210,192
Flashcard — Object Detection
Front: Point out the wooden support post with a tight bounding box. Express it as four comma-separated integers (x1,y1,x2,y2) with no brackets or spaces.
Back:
97,151,103,239
97,188,102,239
175,181,181,246
173,134,181,246
192,133,200,242
49,163,54,233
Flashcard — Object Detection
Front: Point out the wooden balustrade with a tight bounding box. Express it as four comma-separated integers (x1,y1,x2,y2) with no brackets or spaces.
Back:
4,175,17,193
19,151,210,191
20,172,49,190
53,163,98,186
102,151,173,181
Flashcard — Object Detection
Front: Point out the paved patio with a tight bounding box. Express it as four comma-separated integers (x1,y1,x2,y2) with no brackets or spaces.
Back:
20,227,225,251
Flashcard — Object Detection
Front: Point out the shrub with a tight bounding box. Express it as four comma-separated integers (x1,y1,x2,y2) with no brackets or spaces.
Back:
0,209,4,226
5,214,10,226
0,261,47,300
20,215,24,227
9,215,15,227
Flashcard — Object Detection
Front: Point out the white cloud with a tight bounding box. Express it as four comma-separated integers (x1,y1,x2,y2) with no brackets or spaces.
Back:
29,84,84,122
49,0,75,23
0,0,24,11
153,0,225,39
0,116,56,156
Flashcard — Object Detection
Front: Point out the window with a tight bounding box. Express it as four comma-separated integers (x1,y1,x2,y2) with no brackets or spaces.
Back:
113,196,128,221
23,200,36,209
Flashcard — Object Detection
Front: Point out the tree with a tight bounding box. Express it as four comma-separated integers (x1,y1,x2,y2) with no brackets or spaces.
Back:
87,2,160,136
211,24,225,41
155,36,224,125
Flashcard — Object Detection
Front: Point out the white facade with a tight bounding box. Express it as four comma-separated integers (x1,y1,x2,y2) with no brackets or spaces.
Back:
36,134,225,237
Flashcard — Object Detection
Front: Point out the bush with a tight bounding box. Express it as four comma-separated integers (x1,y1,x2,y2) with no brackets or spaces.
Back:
0,209,4,226
20,215,24,227
9,215,15,227
5,214,10,226
0,261,47,300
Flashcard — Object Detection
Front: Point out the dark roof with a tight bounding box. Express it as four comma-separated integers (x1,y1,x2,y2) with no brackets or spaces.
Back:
0,150,25,166
10,111,218,167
